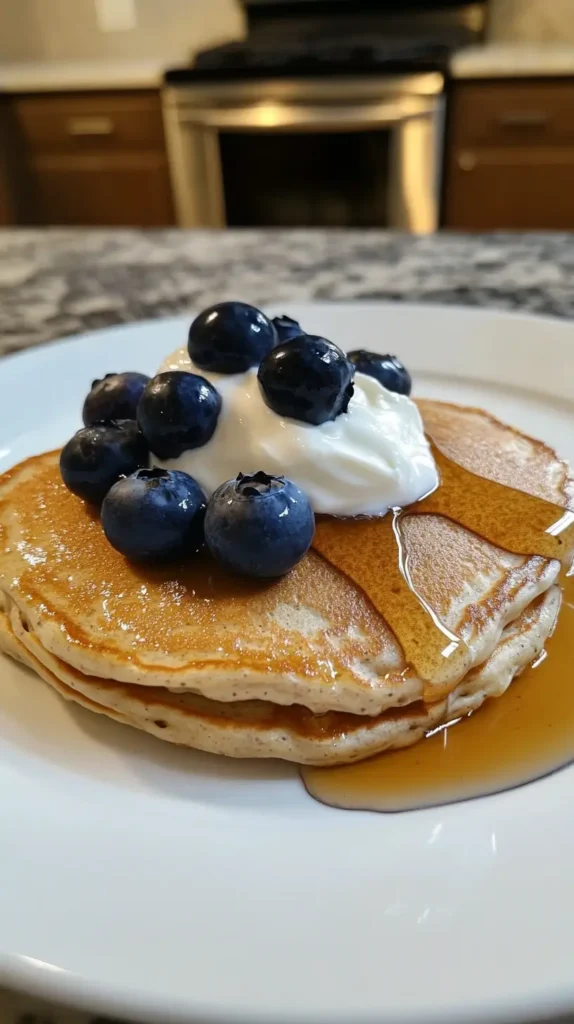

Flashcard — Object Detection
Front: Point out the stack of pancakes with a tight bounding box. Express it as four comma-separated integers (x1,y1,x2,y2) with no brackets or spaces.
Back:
0,400,571,765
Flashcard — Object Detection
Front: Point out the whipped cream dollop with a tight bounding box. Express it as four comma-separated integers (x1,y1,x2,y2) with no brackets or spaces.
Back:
154,347,438,517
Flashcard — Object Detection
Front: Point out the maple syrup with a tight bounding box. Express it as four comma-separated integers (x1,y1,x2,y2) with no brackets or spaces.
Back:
302,577,574,811
306,443,574,813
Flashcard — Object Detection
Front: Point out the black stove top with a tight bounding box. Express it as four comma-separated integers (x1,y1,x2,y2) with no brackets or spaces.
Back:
167,36,454,82
166,36,452,83
164,0,486,85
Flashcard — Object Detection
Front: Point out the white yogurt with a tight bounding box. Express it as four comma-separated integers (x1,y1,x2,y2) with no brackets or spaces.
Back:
153,347,438,517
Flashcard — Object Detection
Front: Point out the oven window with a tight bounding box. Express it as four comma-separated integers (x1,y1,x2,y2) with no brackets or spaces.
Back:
219,129,390,228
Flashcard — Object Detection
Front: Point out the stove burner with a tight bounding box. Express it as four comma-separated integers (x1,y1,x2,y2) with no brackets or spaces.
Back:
165,34,453,83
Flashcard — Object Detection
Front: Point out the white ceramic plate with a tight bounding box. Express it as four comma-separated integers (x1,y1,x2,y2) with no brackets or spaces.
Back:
1,303,574,1024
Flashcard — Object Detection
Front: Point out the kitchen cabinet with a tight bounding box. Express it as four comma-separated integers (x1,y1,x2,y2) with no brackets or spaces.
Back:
0,99,18,225
9,90,174,227
443,80,574,230
0,152,13,226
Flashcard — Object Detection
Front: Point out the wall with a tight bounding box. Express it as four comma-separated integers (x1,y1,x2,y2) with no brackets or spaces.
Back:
488,0,574,43
0,0,43,60
0,0,244,62
6,0,574,64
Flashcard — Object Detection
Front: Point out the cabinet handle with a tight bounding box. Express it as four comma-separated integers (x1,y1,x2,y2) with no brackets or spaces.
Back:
457,151,477,171
498,110,549,128
66,116,115,136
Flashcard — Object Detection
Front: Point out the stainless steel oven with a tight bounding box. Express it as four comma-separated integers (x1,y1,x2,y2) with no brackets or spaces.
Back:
163,72,444,231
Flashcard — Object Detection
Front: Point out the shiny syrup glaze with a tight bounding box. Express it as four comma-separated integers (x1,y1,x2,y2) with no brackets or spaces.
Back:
305,446,574,812
302,577,574,811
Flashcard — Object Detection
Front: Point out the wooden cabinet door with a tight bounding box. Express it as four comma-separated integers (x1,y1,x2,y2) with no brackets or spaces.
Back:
25,152,174,226
444,147,574,230
0,149,14,226
443,80,574,230
0,99,18,225
13,90,175,227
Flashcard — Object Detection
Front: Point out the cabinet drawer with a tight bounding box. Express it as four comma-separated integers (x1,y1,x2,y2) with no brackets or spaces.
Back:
444,147,574,230
449,81,574,147
23,152,174,226
14,91,166,153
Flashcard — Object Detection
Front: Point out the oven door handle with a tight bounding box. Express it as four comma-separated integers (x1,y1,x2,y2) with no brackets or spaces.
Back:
188,97,435,132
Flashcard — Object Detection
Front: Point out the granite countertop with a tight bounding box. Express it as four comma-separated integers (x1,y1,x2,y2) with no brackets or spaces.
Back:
451,42,574,78
1,226,574,1024
2,229,574,360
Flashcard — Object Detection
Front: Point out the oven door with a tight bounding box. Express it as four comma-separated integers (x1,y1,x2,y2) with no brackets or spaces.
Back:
163,75,444,232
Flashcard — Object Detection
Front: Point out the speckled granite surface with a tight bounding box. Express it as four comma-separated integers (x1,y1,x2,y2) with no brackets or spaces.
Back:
2,229,574,358
1,227,574,1024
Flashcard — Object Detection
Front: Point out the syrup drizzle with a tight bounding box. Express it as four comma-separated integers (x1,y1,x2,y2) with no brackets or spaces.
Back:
302,577,574,812
306,441,574,813
312,444,574,696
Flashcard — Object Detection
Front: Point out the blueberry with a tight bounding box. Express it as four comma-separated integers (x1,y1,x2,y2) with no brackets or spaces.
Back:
59,421,148,505
188,301,278,374
347,350,412,396
82,372,151,426
205,472,315,578
271,314,303,343
101,468,207,561
137,371,221,460
257,335,354,426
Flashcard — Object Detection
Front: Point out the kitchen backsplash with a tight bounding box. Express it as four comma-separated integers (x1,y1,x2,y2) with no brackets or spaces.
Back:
2,0,574,68
0,0,244,62
488,0,574,42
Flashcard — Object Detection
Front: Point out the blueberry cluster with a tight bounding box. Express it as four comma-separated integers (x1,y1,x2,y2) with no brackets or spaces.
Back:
59,301,411,577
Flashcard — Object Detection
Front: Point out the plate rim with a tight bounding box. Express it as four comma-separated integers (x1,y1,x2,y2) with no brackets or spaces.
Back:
3,299,574,369
3,949,574,1024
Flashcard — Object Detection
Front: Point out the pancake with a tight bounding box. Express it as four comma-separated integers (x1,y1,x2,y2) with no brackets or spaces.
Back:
0,400,569,717
417,399,574,506
0,586,560,765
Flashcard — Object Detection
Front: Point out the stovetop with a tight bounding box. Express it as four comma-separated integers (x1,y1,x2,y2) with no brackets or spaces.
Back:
164,0,486,85
165,36,456,83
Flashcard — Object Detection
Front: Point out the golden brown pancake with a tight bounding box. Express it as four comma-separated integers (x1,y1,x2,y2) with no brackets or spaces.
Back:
417,399,574,506
0,586,560,764
0,400,568,719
